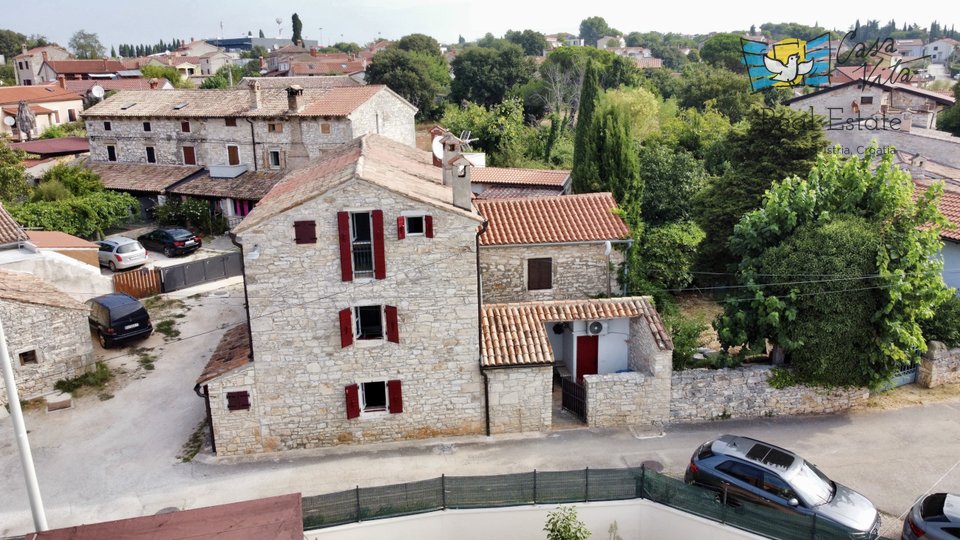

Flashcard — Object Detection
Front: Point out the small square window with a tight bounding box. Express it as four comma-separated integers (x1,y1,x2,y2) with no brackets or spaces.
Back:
405,216,424,235
19,350,38,366
225,118,237,127
103,121,112,131
361,381,386,412
861,96,874,105
181,121,191,133
145,146,156,163
268,150,281,168
226,390,250,411
527,258,553,290
321,123,331,134
268,123,283,133
355,305,383,340
143,121,151,132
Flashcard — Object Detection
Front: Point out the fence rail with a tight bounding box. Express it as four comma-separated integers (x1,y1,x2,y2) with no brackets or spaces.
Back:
112,267,162,298
301,466,886,539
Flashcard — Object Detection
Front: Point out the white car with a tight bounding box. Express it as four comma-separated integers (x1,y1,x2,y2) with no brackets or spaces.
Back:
96,237,148,271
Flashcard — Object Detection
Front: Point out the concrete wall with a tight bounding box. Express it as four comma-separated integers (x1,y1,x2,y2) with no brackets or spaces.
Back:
227,179,485,455
920,341,960,388
306,499,763,540
485,365,552,434
0,299,94,407
479,243,623,304
670,366,869,423
0,250,113,302
348,89,417,148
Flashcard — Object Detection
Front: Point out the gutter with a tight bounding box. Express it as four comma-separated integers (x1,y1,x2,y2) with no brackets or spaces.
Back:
476,218,491,437
622,238,634,296
244,118,258,172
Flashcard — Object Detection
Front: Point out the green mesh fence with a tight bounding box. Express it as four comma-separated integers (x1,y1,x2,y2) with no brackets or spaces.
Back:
534,469,587,504
359,477,444,521
302,488,358,529
445,472,535,509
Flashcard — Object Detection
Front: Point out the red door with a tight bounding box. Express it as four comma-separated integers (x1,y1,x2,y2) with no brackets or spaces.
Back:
576,335,599,382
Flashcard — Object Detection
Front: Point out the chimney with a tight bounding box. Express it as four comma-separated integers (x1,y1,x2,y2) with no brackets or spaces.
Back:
259,55,266,69
57,75,66,89
148,77,160,89
439,133,473,211
248,79,261,109
310,47,318,57
297,39,304,48
21,43,27,54
42,51,48,62
286,85,304,112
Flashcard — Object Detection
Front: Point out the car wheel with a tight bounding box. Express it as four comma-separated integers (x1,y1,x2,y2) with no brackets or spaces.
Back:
98,332,111,349
108,261,117,272
163,247,173,257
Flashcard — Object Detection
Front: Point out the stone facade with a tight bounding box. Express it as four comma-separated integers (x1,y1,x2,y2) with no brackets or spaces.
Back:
823,127,960,168
0,299,94,407
479,244,625,304
485,366,552,434
919,341,960,388
204,365,263,455
787,84,948,130
225,180,485,455
670,366,869,422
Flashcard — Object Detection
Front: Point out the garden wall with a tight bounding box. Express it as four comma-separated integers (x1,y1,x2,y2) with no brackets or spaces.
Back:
920,341,960,388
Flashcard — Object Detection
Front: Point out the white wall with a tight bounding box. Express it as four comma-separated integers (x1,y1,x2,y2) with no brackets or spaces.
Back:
307,499,763,540
567,319,630,376
0,249,112,302
942,241,960,292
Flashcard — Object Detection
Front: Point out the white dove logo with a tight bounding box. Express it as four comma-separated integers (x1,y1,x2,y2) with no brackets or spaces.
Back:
763,53,814,83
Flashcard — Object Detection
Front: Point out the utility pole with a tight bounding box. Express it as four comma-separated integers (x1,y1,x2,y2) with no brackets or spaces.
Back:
0,315,48,532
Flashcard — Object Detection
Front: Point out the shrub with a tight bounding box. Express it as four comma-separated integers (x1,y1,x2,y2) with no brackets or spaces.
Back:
920,293,960,347
30,179,72,202
54,362,112,393
665,313,707,370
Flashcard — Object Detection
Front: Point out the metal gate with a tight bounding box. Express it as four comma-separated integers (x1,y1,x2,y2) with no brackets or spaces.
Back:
561,378,587,423
160,252,243,293
880,363,919,391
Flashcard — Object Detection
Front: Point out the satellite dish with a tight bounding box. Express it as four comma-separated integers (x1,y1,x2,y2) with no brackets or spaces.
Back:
3,116,15,126
431,136,443,161
91,85,105,99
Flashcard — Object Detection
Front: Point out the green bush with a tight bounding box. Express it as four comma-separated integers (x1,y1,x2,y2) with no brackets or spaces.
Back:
54,362,112,393
921,293,960,347
665,314,707,370
30,179,72,202
152,197,227,235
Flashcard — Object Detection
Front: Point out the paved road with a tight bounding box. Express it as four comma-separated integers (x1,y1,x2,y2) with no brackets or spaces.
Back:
1,284,958,536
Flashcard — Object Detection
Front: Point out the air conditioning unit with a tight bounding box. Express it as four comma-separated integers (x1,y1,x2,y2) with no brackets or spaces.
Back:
586,320,608,336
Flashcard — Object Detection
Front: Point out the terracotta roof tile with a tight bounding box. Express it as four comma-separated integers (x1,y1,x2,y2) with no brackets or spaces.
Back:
475,193,630,246
1,104,56,115
168,169,285,200
0,202,27,245
289,60,366,76
10,137,89,157
299,85,383,116
196,323,252,384
476,186,565,199
64,79,171,93
0,85,83,106
481,297,672,367
240,76,361,89
471,167,569,187
0,268,86,311
85,161,202,193
44,59,129,74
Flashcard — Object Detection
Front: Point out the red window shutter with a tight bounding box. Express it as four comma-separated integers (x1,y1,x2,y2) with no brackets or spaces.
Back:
425,215,434,238
372,209,386,279
337,211,352,281
397,216,406,240
385,305,399,343
345,384,360,419
226,391,250,411
293,220,316,244
387,380,403,414
339,308,353,348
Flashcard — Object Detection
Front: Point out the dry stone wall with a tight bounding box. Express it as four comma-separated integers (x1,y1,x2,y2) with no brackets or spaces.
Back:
486,366,552,434
919,341,960,388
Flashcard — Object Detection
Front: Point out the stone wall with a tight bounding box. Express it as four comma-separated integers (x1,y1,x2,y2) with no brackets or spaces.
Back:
479,244,625,304
204,365,264,455
919,341,960,388
349,89,417,148
670,366,869,422
823,126,960,168
0,299,94,407
485,366,552,434
585,372,647,428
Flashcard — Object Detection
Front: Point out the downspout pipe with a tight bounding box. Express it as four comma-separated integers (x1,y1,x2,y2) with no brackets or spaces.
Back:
476,219,491,436
244,118,258,172
230,232,255,359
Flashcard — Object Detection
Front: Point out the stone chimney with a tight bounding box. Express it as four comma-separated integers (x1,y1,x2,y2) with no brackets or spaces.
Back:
148,78,160,90
42,51,48,62
247,79,261,109
57,75,66,89
21,43,27,54
259,55,266,69
297,39,304,48
439,132,474,211
286,85,304,112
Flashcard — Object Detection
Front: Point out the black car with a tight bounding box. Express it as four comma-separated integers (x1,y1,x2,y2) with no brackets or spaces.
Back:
137,228,202,257
685,435,880,538
86,293,153,348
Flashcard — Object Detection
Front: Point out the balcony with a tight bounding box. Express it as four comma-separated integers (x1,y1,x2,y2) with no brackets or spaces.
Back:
352,242,374,278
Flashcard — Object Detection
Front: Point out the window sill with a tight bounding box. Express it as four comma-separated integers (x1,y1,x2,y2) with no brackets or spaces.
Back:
355,339,385,348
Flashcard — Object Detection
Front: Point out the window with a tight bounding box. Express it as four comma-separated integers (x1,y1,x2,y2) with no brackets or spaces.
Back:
345,380,402,418
19,350,38,366
338,210,385,281
527,258,553,290
351,212,374,278
17,61,22,70
103,121,112,131
106,145,117,162
361,382,387,412
293,220,316,244
717,461,764,489
227,145,240,165
354,305,383,340
142,121,151,132
397,214,433,240
182,146,196,165
180,121,190,133
225,118,237,127
268,122,283,133
861,96,874,104
321,123,331,134
406,216,424,235
761,473,798,501
68,109,77,122
145,146,156,163
268,150,281,169
226,390,250,411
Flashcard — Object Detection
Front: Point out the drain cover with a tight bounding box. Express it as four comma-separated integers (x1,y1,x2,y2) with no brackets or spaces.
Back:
641,460,663,472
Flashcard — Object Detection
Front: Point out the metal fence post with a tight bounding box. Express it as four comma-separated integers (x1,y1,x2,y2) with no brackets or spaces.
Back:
441,474,446,510
533,469,538,505
584,467,590,502
721,485,728,525
811,513,817,540
355,485,361,523
639,464,646,499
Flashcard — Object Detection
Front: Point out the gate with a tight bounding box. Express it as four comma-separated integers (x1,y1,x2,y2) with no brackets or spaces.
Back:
159,252,243,293
113,267,162,298
561,378,587,423
879,363,919,391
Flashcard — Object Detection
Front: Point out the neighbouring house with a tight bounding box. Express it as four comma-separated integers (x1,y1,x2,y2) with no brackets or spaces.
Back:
475,193,631,303
596,36,626,49
565,37,585,47
84,161,203,217
199,50,235,76
894,39,925,59
239,75,362,89
923,38,959,64
9,136,90,180
0,83,84,140
0,268,95,408
37,59,136,83
174,39,222,57
207,36,318,53
166,168,285,226
14,45,72,86
26,231,100,267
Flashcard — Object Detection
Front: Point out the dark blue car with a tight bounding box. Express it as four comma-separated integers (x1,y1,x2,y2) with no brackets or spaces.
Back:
137,228,202,257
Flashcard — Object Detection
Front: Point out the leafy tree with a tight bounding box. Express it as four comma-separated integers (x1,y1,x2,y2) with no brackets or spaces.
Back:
450,44,533,107
200,63,260,89
39,121,86,139
331,42,361,54
0,139,30,203
650,45,689,70
0,64,14,86
69,30,105,59
657,105,732,174
629,220,706,296
579,16,612,47
0,29,27,60
9,191,138,238
291,13,303,45
259,29,265,39
140,65,192,88
540,46,637,90
700,33,746,73
601,87,660,142
544,506,590,540
716,149,951,387
639,143,708,225
571,60,601,194
920,295,960,347
504,29,547,56
367,48,447,120
40,163,102,196
937,83,960,136
396,33,440,57
675,63,761,123
687,49,701,62
240,45,269,59
440,98,533,167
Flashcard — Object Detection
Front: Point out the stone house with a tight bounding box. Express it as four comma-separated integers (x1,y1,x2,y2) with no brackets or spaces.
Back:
0,83,84,140
14,45,73,86
37,59,138,83
923,38,958,64
476,193,630,304
0,269,95,408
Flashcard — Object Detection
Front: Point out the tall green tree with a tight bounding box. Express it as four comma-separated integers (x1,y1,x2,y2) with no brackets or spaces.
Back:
504,29,548,56
291,13,303,45
594,99,641,205
571,60,601,193
700,33,747,73
396,33,441,57
450,44,533,107
367,47,448,119
259,29,265,38
69,29,105,59
0,29,27,60
639,144,708,226
579,16,612,47
675,63,761,122
140,65,193,88
937,83,960,136
109,45,116,58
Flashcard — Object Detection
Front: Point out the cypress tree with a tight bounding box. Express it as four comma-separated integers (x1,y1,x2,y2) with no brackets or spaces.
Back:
291,13,304,45
259,29,265,38
596,104,640,208
572,60,600,193
110,45,116,58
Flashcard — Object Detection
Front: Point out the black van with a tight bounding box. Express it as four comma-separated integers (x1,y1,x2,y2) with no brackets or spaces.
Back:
86,293,153,348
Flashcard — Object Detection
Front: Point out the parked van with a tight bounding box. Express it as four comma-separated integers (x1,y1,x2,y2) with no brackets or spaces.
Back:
86,293,153,348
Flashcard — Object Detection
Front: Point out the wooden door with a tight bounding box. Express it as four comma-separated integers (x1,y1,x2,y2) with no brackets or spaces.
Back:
576,335,599,382
182,146,196,165
227,145,240,165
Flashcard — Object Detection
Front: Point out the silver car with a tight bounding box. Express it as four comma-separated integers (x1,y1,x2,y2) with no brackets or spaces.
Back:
96,237,148,271
903,493,960,540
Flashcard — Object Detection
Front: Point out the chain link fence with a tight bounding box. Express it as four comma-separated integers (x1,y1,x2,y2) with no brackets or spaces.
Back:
302,466,888,539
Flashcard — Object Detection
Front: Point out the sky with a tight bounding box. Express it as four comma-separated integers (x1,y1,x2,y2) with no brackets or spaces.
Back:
6,0,960,50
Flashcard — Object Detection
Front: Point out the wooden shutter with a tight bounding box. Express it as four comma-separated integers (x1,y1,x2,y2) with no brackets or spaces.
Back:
387,380,403,414
182,146,196,165
425,215,434,238
293,220,316,244
345,384,360,419
337,211,353,281
385,305,399,343
527,258,553,290
396,216,405,240
226,390,250,411
339,308,353,348
372,209,386,279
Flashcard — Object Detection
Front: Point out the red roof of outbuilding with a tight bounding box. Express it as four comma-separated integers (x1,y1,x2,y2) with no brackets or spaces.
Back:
471,167,570,187
10,137,89,156
475,193,630,246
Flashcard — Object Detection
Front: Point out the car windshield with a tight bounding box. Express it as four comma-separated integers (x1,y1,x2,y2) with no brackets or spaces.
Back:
117,242,141,254
791,461,834,506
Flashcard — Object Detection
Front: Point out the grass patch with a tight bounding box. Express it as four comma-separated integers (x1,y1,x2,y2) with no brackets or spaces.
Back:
144,297,186,312
155,320,180,339
177,420,206,462
54,362,112,393
136,348,158,370
98,392,114,401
